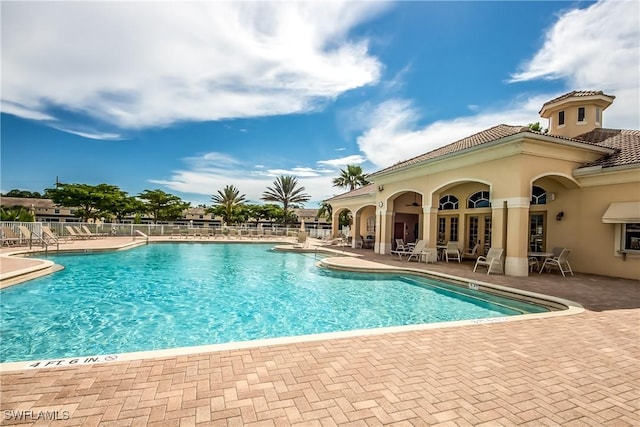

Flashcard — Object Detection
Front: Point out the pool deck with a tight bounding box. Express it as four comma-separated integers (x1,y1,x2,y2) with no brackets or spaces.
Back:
0,237,638,425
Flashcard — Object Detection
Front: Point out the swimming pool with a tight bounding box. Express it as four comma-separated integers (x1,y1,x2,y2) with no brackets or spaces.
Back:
1,243,550,363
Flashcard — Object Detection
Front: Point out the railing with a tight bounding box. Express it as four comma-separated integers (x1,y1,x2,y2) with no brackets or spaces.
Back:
3,222,334,240
133,230,149,244
0,221,44,248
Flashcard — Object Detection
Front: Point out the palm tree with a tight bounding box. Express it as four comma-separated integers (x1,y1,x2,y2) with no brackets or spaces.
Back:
261,175,310,227
332,164,370,191
211,185,246,225
317,201,332,221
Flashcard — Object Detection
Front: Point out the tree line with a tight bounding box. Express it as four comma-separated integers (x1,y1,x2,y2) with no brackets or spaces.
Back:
1,165,370,226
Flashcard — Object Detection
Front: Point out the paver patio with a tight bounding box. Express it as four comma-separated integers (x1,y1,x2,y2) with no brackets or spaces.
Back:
1,238,638,426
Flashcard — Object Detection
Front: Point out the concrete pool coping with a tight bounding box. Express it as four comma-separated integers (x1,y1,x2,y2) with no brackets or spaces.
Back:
0,239,583,372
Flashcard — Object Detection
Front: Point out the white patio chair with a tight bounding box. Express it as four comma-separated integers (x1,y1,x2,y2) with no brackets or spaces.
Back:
462,243,480,260
473,248,504,274
406,240,427,262
539,248,574,277
445,241,461,263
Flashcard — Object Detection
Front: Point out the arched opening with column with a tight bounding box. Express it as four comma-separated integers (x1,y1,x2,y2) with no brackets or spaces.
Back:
428,180,494,257
528,173,580,253
331,207,352,241
353,204,377,248
380,191,424,252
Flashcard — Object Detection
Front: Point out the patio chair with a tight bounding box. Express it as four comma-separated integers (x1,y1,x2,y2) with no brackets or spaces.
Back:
539,248,574,277
473,248,504,274
405,240,427,262
462,243,480,260
528,256,539,273
445,241,461,263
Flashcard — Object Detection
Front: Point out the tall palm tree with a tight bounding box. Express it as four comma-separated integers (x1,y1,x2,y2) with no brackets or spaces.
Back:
261,175,310,227
332,164,370,191
211,185,246,225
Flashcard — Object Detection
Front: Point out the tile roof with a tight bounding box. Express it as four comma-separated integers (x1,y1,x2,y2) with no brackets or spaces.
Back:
0,197,56,208
326,183,376,202
573,128,640,168
539,90,614,113
369,124,529,177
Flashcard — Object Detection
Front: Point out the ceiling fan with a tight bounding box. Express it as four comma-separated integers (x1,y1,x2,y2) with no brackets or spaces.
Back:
406,193,421,207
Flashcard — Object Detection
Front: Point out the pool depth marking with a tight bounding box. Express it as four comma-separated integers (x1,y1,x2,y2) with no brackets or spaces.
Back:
25,354,118,369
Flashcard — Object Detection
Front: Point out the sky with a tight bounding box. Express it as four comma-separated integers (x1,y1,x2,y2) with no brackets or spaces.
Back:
1,0,639,208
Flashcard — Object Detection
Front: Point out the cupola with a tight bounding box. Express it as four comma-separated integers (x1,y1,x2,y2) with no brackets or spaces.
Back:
539,90,614,138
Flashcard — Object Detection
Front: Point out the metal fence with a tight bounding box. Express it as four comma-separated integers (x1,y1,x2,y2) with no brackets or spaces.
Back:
1,221,333,242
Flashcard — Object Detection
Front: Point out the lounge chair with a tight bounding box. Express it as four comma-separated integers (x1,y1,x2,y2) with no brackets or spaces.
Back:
18,225,44,245
399,240,426,262
473,248,504,274
1,227,22,246
65,225,89,240
539,248,574,277
73,226,95,239
82,225,106,238
445,241,461,263
170,227,182,239
42,225,72,244
394,238,409,252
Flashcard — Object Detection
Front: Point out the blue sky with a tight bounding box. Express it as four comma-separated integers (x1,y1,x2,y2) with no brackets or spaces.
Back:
1,0,638,207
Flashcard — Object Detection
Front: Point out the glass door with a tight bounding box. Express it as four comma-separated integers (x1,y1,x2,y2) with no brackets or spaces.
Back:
529,214,545,252
467,215,492,256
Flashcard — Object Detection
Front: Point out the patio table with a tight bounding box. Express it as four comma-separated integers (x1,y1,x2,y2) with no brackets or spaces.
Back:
528,251,554,272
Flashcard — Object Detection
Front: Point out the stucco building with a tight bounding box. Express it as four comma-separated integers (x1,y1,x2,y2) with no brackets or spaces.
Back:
326,91,640,279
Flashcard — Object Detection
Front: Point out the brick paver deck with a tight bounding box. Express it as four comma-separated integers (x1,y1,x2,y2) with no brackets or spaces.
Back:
1,240,638,426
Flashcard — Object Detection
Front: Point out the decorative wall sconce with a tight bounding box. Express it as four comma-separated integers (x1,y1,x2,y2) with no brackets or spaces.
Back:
550,192,556,201
378,185,384,192
556,211,564,221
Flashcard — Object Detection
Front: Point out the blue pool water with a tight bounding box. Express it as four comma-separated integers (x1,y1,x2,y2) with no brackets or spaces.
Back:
0,244,548,362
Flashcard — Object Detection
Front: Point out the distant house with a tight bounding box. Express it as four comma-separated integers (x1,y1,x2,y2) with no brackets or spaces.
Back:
293,208,331,229
326,91,639,279
0,197,80,222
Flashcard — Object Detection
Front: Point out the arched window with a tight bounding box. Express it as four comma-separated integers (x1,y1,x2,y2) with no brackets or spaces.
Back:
531,186,547,205
467,191,491,208
438,195,459,210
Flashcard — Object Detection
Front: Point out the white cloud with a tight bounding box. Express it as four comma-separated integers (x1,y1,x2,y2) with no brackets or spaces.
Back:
151,154,343,204
49,126,122,141
1,101,56,121
355,0,639,168
1,2,387,130
317,155,366,167
510,0,639,129
355,98,543,168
